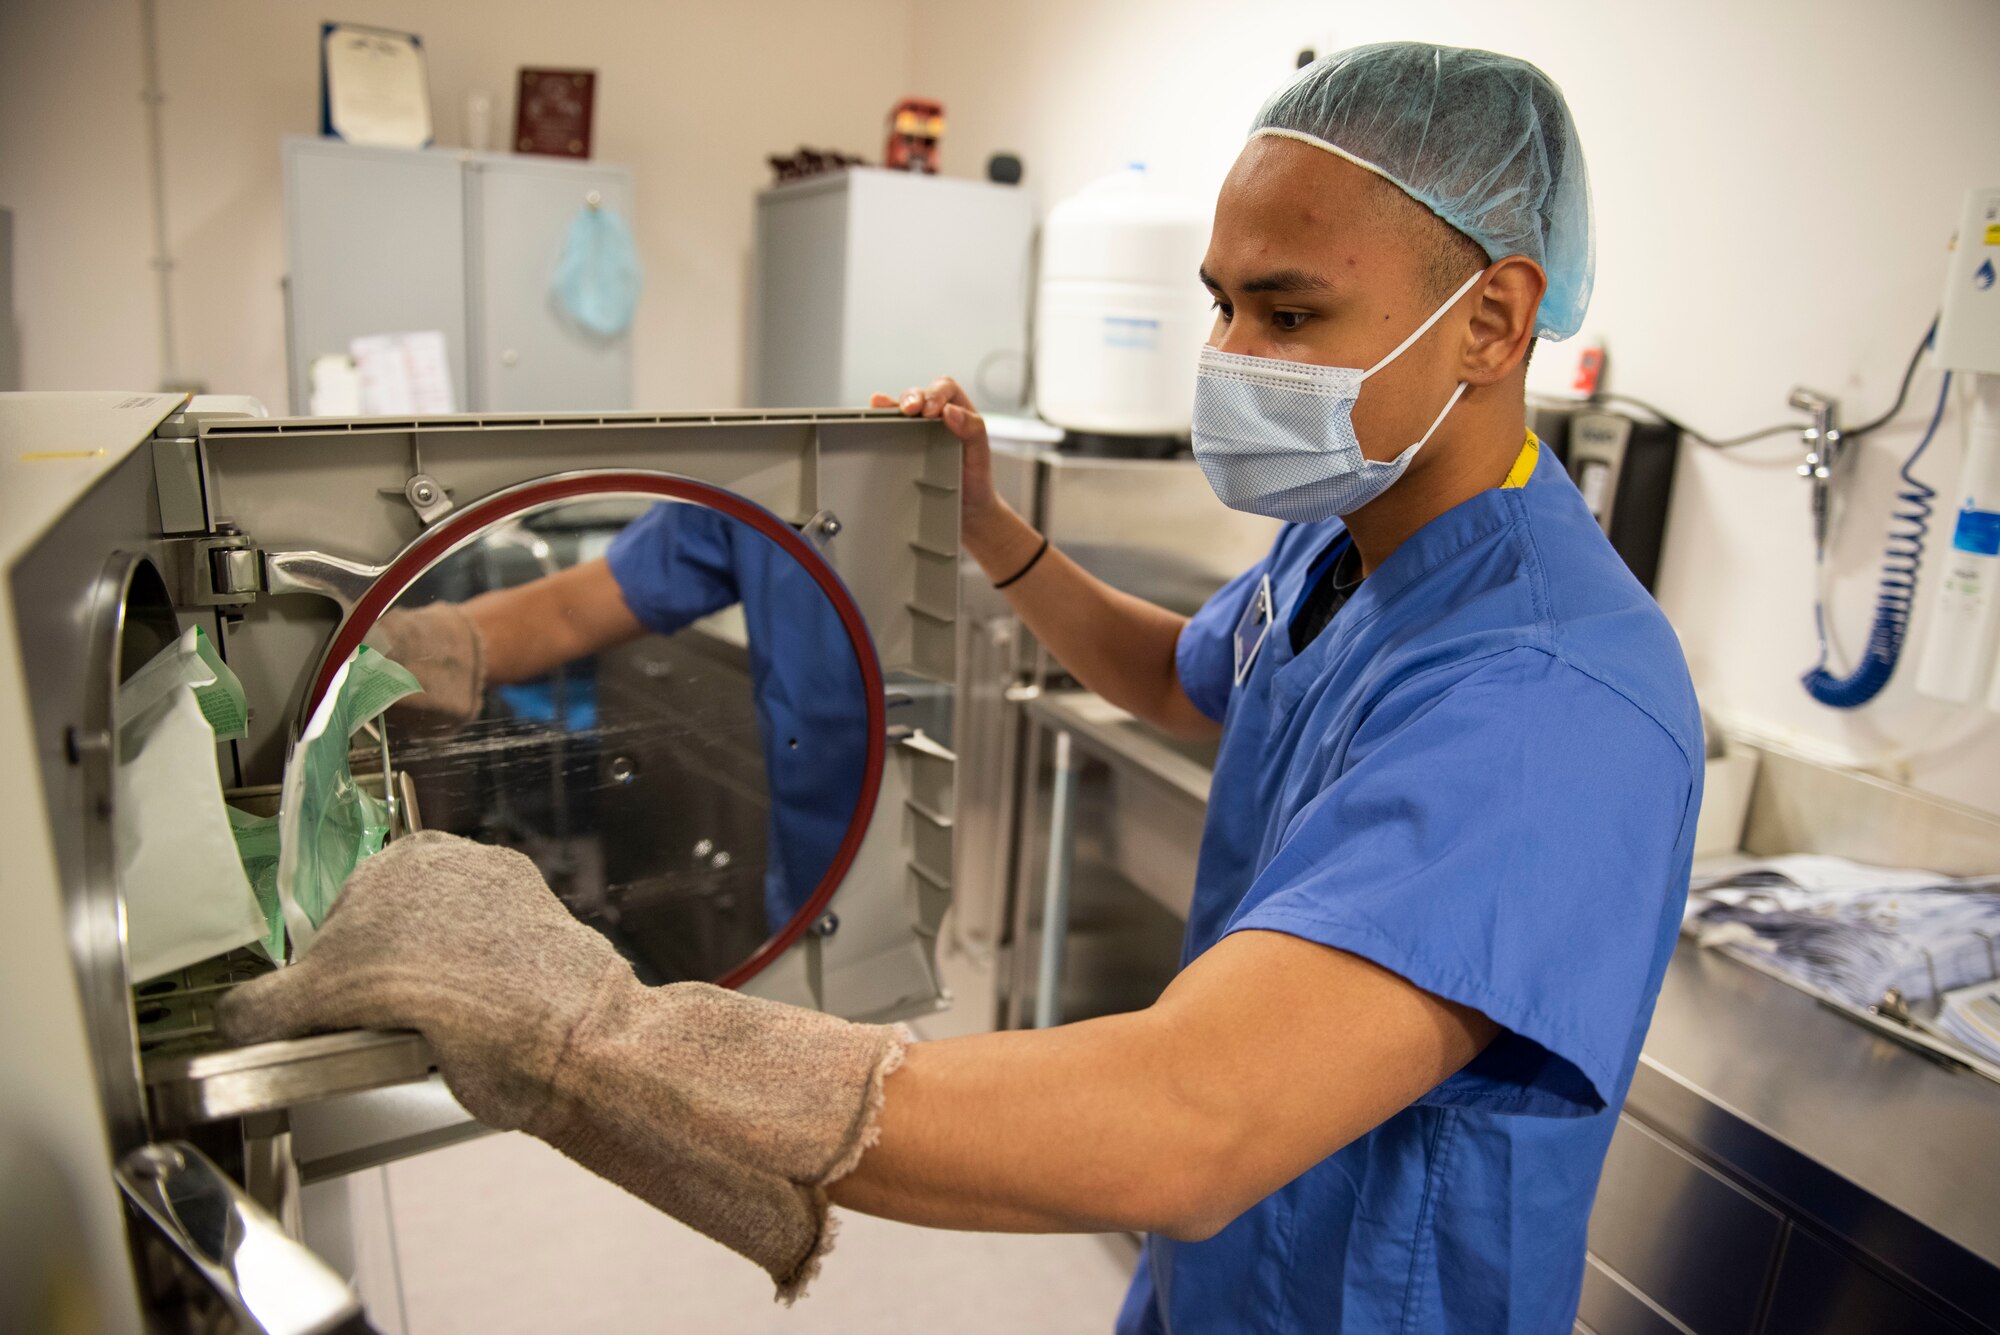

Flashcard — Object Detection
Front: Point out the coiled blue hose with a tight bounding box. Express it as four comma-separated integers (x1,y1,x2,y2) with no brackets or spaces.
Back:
1801,369,1952,707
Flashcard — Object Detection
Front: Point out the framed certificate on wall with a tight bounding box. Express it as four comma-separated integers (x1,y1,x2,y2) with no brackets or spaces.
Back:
319,22,432,148
514,69,597,158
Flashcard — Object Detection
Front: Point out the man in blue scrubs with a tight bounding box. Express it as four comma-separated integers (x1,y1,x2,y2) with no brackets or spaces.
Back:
864,43,1701,1332
232,42,1701,1331
602,502,870,929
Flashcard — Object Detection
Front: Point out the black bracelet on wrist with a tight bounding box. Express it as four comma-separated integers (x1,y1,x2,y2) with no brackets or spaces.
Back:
993,535,1050,590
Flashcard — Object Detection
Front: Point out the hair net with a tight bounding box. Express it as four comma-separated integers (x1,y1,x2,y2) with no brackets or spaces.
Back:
1252,42,1593,341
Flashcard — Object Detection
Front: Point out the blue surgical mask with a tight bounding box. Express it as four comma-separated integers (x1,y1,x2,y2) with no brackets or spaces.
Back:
1191,268,1484,521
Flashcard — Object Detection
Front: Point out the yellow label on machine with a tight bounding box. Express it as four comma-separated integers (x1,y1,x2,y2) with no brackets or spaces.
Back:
1985,223,2000,245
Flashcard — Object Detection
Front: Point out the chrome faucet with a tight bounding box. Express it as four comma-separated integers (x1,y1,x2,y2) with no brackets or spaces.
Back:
1791,387,1844,553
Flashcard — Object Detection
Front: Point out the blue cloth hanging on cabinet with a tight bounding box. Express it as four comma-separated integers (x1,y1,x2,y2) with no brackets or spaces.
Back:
551,202,643,337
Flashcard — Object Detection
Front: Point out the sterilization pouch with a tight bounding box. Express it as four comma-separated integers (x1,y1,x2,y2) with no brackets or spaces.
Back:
119,623,249,742
227,806,286,962
115,628,269,982
276,646,420,955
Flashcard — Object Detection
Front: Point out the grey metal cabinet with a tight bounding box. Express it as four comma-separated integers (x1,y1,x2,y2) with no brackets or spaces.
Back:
284,137,634,415
284,139,468,410
465,155,634,412
750,167,1034,412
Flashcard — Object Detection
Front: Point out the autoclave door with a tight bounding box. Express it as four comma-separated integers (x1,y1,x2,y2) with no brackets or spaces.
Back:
142,408,959,1128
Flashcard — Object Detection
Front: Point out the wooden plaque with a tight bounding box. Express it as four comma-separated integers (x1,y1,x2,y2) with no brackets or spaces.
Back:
514,68,596,158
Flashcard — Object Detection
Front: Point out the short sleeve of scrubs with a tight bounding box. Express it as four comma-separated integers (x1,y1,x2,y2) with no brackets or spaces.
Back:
603,503,741,636
1175,562,1266,723
1227,645,1694,1117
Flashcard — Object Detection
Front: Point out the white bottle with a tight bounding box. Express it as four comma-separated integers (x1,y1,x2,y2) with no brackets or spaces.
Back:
464,91,494,153
1919,374,2000,703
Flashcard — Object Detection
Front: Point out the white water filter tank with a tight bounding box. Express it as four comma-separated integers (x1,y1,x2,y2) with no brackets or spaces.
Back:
1034,166,1213,437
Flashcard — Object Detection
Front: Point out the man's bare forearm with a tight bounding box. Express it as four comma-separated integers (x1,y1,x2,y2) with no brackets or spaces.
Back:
463,558,645,685
827,931,1497,1241
828,1009,1210,1236
967,503,1219,741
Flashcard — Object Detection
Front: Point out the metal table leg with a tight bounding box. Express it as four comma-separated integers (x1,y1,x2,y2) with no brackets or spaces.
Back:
1033,728,1080,1029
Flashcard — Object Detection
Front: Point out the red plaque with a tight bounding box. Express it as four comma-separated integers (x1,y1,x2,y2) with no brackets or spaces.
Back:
514,68,596,158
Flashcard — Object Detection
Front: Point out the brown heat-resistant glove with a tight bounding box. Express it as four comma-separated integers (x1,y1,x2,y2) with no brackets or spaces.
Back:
215,832,908,1301
363,603,486,723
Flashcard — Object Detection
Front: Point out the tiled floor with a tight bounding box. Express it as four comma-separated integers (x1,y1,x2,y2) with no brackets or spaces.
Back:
369,1133,1136,1334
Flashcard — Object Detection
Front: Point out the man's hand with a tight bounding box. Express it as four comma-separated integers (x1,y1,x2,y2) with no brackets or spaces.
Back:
869,374,1218,739
366,604,486,723
870,377,1003,545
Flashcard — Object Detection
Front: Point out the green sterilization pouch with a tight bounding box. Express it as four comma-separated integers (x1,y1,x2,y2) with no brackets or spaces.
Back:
118,624,250,744
226,806,286,962
276,645,421,956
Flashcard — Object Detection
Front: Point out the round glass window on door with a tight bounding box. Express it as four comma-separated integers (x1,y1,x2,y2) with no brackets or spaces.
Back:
352,483,881,988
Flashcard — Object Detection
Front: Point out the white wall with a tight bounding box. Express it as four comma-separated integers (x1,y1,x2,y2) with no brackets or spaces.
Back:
7,0,2000,818
0,0,160,398
1,0,917,410
913,0,2000,819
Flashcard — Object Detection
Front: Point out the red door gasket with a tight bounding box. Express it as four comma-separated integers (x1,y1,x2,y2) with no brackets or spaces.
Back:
303,470,887,990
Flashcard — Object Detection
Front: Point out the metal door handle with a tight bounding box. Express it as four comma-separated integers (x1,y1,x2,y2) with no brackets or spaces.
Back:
117,1141,376,1335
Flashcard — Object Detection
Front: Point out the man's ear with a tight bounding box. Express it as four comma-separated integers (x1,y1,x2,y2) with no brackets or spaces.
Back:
1460,256,1546,385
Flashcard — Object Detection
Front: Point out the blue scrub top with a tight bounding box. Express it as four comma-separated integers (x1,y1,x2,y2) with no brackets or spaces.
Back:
604,502,869,931
1119,442,1702,1334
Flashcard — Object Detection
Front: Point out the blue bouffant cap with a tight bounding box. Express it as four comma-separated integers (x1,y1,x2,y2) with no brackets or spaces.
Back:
1254,42,1594,340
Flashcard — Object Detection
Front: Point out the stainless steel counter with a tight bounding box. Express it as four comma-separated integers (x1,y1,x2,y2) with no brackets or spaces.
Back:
1023,689,1214,804
1628,944,2000,1329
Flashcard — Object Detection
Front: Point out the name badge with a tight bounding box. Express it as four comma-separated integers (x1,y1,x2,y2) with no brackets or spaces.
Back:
1233,574,1274,686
